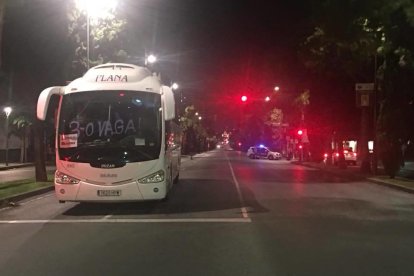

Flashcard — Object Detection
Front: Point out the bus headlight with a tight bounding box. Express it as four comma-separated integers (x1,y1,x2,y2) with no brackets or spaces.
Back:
138,170,164,184
55,171,80,185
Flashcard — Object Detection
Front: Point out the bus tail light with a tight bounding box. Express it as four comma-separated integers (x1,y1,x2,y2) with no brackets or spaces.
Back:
138,170,164,184
55,171,80,185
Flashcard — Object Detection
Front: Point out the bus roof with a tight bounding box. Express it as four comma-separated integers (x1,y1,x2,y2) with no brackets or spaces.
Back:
65,63,162,94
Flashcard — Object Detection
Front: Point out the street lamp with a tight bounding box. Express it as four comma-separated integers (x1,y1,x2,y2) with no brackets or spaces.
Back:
265,96,271,102
146,54,157,65
274,86,280,92
75,0,118,70
3,106,12,166
172,83,179,90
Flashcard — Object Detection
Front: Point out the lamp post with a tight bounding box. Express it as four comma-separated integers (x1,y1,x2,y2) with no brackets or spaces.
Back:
87,11,90,69
3,106,12,166
75,0,118,70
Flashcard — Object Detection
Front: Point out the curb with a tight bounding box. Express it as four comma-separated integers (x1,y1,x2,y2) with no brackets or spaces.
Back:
0,186,55,207
0,163,35,171
293,161,414,193
367,178,414,194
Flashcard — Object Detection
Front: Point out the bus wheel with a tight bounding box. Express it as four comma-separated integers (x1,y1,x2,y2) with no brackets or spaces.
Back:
173,173,179,184
161,193,169,202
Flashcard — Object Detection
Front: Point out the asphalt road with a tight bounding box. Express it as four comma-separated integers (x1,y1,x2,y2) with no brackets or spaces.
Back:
0,149,413,276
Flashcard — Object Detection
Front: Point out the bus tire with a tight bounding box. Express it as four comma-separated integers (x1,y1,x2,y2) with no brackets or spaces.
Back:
173,173,179,184
161,193,169,202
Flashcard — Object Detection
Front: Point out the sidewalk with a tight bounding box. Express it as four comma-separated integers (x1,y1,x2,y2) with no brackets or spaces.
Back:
293,160,414,194
0,163,35,171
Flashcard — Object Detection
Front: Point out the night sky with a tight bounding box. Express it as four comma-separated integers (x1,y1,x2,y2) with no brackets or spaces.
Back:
2,0,359,136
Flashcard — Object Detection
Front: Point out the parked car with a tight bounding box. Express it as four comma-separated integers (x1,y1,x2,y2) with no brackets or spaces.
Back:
247,146,282,160
331,148,357,165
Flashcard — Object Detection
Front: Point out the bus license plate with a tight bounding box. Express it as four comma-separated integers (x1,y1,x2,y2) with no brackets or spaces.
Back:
97,190,121,197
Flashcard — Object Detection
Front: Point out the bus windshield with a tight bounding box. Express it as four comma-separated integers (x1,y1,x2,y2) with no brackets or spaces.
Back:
58,90,162,164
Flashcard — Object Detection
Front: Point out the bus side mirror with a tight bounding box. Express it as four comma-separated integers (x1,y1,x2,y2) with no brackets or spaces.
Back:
161,85,175,120
37,86,64,121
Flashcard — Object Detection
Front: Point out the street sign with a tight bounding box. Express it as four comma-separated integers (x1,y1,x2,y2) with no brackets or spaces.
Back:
355,83,374,91
356,83,374,107
361,94,370,106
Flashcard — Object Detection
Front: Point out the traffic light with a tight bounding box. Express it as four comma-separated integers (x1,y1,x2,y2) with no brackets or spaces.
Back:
241,95,248,102
297,129,303,136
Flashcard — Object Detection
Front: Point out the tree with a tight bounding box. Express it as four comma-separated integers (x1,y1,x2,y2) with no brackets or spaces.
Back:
66,1,128,78
299,0,414,176
11,114,32,163
293,89,310,124
180,105,209,154
264,108,284,150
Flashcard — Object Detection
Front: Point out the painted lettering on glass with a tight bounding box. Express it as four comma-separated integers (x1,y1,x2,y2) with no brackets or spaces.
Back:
69,119,136,137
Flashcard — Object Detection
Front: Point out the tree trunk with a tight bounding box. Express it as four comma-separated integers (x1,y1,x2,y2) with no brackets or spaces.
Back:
0,0,5,68
23,127,28,162
34,120,47,181
360,107,371,173
20,137,24,163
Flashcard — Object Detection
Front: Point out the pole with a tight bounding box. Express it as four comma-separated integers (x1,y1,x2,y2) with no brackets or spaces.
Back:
372,53,378,175
5,115,9,166
86,11,90,70
360,106,371,173
301,147,303,162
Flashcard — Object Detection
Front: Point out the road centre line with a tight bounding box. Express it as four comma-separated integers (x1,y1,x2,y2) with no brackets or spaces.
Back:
226,154,250,219
0,218,251,224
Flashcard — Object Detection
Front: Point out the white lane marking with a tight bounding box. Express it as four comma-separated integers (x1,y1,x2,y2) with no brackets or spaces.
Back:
0,218,251,224
226,155,249,219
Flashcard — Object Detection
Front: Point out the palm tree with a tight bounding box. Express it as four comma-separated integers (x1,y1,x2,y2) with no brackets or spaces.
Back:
293,89,310,124
11,114,32,163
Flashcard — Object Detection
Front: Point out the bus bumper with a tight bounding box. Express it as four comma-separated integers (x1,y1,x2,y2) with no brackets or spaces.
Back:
55,180,167,202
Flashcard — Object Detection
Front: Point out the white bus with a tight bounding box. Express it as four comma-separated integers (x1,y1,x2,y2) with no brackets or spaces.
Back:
37,63,181,202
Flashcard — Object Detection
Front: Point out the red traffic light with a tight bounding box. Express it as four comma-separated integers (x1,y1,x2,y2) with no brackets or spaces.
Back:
297,129,303,135
241,95,248,102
